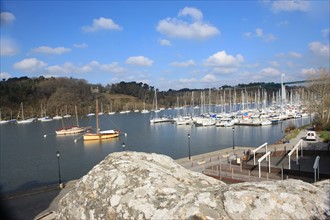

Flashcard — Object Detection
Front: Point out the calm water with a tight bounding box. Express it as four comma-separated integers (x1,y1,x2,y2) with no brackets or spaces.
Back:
0,109,311,193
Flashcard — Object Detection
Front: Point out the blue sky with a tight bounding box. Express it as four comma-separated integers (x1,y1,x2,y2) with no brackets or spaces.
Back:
1,1,329,90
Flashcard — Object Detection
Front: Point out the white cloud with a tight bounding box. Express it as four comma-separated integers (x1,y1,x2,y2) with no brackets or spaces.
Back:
256,28,263,37
32,46,71,55
260,67,281,77
268,61,279,67
156,7,220,40
244,28,276,42
99,62,126,73
204,50,244,71
125,56,154,66
286,61,295,68
0,38,19,56
159,39,171,46
73,43,88,48
309,41,329,57
201,74,217,82
47,61,126,75
0,72,11,80
13,58,47,72
272,0,310,13
242,67,281,82
82,17,122,32
47,62,95,75
288,52,302,58
178,7,203,21
0,12,16,25
301,68,318,76
170,59,196,67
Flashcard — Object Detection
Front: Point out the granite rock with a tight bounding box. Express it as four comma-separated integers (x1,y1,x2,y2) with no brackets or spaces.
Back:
56,151,330,219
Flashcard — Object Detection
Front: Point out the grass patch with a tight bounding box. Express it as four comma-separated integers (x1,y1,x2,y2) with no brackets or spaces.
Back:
284,124,310,141
318,131,330,142
285,128,300,140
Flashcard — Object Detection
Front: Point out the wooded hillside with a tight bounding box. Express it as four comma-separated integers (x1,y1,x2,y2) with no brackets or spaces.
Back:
0,76,282,119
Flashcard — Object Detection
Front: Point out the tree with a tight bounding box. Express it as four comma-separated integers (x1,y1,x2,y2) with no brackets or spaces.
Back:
307,68,330,129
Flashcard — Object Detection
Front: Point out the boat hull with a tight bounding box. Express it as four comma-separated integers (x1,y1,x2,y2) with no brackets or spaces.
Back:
83,130,120,141
56,126,91,135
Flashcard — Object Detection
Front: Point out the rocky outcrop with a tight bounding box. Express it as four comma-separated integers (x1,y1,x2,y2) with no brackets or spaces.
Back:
57,152,330,219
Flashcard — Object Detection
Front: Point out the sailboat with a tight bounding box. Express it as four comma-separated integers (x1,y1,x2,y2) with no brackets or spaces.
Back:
63,105,71,118
83,98,120,141
150,90,173,123
141,100,150,114
16,102,35,124
56,106,91,135
38,103,53,122
108,101,116,115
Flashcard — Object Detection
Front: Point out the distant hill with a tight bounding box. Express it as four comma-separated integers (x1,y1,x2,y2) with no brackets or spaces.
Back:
0,76,284,119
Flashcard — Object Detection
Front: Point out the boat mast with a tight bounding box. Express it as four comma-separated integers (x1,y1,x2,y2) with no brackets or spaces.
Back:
21,102,25,120
96,98,99,134
75,105,79,127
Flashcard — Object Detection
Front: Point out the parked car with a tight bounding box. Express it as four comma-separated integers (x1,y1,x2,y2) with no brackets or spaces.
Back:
306,131,317,141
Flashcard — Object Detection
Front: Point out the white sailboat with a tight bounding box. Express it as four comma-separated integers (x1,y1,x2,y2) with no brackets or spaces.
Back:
56,106,90,135
63,105,71,118
86,106,95,116
150,90,173,123
16,102,35,124
38,103,53,122
108,101,116,115
141,101,150,114
53,108,62,120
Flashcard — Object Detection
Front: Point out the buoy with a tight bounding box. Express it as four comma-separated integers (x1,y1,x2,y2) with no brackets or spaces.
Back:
125,133,127,137
44,134,47,138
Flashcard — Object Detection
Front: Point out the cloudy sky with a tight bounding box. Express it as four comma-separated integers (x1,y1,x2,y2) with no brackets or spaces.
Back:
1,1,329,90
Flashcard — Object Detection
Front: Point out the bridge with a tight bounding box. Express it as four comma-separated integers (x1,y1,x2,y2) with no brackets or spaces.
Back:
283,79,317,85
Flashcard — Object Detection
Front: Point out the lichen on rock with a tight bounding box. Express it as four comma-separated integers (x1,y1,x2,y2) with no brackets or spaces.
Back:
56,151,330,220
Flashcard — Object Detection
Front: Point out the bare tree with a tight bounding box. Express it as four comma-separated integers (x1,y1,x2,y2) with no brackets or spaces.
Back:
307,68,330,129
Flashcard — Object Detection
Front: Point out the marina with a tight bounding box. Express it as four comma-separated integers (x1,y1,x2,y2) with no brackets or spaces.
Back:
0,107,313,193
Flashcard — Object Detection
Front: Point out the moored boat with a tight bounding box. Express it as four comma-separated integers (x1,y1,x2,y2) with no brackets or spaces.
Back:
56,126,91,135
84,92,121,141
56,105,89,135
16,102,35,124
83,129,120,141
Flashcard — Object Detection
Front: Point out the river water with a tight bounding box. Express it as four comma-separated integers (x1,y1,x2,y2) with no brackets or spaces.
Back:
0,109,311,193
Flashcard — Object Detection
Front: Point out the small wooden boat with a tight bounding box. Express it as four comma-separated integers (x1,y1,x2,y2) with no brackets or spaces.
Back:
83,129,120,141
56,126,91,135
84,90,121,141
56,106,88,135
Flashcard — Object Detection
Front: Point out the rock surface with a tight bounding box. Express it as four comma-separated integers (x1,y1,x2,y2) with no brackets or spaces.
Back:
57,152,330,220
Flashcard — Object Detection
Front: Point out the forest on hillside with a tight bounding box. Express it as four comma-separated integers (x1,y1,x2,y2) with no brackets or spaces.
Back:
0,76,283,119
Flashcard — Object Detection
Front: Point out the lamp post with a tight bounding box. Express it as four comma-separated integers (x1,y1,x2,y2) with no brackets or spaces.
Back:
56,151,62,188
188,133,191,160
122,142,125,151
232,127,235,150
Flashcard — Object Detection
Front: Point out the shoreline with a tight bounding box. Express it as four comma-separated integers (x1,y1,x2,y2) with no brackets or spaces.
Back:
1,123,316,197
3,125,330,220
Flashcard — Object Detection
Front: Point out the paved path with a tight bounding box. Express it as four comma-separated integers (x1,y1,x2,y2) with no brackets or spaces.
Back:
176,128,329,181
